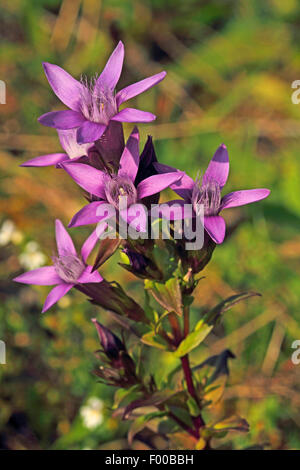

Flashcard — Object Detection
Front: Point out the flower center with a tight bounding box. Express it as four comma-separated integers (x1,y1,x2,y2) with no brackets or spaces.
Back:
53,253,85,283
192,179,221,216
105,175,137,210
80,77,117,125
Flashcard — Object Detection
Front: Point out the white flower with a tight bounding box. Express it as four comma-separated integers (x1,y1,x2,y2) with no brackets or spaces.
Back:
19,241,46,270
0,220,23,246
80,397,104,429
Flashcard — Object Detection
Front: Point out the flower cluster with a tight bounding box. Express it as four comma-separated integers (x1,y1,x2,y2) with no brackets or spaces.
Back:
14,42,271,449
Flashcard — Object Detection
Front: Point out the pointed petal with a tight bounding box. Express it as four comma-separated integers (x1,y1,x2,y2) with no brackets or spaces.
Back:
203,144,229,189
61,162,106,198
20,153,68,167
56,155,89,168
55,219,76,256
220,189,271,210
112,108,156,123
42,62,84,111
13,266,60,286
38,110,86,129
81,229,99,263
135,136,158,186
140,135,157,166
118,126,139,182
96,41,124,90
58,129,92,159
204,216,226,244
137,172,183,200
154,162,194,199
116,71,167,106
77,121,106,144
42,283,73,313
77,265,103,284
69,201,109,228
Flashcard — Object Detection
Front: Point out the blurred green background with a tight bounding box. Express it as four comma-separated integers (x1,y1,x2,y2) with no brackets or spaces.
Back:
1,0,300,450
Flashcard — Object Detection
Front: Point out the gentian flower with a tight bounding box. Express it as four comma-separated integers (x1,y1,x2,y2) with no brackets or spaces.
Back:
21,129,93,167
154,144,270,244
13,220,102,312
38,41,166,144
61,127,183,231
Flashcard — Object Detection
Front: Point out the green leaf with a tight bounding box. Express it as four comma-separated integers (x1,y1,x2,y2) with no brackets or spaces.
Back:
153,309,172,334
113,385,142,410
145,277,183,316
173,322,213,357
128,411,166,445
212,415,249,433
203,291,261,326
187,396,201,417
172,292,257,358
141,330,170,351
123,390,176,419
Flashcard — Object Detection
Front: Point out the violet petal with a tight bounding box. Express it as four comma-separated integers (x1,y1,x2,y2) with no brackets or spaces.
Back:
42,283,73,313
112,108,156,123
42,62,84,112
55,219,76,256
118,126,139,182
203,144,229,189
21,153,68,167
220,189,270,210
204,215,226,244
116,71,166,107
38,110,86,129
13,266,61,286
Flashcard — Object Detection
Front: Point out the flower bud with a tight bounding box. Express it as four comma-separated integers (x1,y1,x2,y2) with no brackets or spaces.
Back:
135,136,159,207
179,231,216,276
76,280,148,322
92,318,125,360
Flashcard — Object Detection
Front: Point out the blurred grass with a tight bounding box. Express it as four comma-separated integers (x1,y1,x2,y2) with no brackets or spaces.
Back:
1,0,300,449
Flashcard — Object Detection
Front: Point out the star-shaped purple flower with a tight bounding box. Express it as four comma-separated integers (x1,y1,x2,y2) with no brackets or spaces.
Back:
38,41,166,144
61,127,183,232
154,144,270,244
21,129,94,167
13,220,102,312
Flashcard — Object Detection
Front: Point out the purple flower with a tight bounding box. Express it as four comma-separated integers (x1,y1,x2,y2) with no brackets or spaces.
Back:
62,127,183,231
21,129,94,167
13,220,102,312
154,144,270,244
38,41,166,144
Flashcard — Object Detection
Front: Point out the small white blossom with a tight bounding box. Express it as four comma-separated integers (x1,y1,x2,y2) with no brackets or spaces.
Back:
0,220,23,246
19,241,46,270
80,397,104,429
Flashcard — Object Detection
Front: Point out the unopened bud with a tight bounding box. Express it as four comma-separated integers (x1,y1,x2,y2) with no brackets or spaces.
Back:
92,318,125,360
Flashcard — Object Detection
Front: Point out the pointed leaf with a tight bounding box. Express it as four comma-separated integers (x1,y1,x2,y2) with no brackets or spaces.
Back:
113,385,142,410
213,415,249,433
123,390,176,419
173,322,213,358
146,278,183,316
128,411,166,445
141,330,170,351
203,291,261,326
